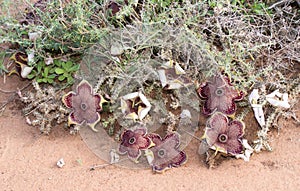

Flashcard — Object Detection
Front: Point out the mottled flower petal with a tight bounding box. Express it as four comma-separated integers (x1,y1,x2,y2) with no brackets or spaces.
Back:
198,83,209,99
68,112,83,126
62,92,76,108
205,112,228,146
197,74,244,115
223,139,243,155
169,151,187,167
62,80,104,132
118,126,151,161
204,112,245,155
208,111,228,130
228,121,245,139
147,133,187,173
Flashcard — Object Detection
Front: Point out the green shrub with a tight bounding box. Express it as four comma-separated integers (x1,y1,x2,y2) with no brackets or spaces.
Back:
28,59,79,85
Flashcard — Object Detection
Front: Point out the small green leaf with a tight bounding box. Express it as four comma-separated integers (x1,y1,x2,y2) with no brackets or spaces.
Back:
28,70,37,79
44,67,49,76
68,64,80,72
55,68,65,74
65,61,73,68
62,62,67,70
37,62,43,73
27,74,36,79
36,78,43,83
54,59,62,67
49,68,55,74
67,76,74,84
62,61,73,70
48,74,56,79
58,75,66,81
47,78,54,84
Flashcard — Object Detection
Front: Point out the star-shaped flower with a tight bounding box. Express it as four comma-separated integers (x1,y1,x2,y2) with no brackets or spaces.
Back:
197,74,244,116
120,92,151,121
118,126,152,162
62,80,105,132
145,133,187,173
204,112,245,155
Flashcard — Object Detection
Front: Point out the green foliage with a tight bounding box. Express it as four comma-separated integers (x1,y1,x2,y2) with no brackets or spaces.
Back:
151,0,173,9
250,2,268,14
36,61,56,84
1,0,297,95
0,0,108,57
28,59,79,85
37,0,105,54
54,60,80,84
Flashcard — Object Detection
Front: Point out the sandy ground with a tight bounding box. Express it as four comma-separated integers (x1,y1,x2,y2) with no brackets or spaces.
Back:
0,76,299,191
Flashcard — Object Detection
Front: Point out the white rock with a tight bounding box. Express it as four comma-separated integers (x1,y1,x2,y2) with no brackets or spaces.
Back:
56,158,65,168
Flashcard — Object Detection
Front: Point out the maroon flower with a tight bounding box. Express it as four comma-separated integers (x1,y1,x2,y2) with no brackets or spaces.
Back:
118,126,152,161
62,80,104,132
146,133,187,173
204,112,245,155
197,74,244,116
106,1,129,16
107,1,121,15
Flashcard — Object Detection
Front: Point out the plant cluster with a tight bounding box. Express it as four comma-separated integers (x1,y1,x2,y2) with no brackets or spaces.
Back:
62,77,191,173
197,74,247,167
0,0,299,171
19,81,68,134
7,50,79,85
28,59,80,84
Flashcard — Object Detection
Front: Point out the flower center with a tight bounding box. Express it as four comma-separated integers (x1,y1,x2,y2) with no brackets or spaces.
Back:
215,88,224,96
81,103,87,110
128,137,136,145
218,134,228,143
158,149,166,158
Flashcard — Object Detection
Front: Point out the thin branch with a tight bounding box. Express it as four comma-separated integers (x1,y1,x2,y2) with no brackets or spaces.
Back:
268,0,292,9
89,158,129,171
